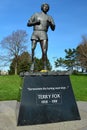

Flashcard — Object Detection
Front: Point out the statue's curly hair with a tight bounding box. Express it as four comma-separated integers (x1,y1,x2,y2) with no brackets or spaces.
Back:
41,3,50,12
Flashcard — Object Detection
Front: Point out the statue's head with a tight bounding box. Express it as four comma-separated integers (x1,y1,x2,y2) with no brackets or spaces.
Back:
41,3,50,13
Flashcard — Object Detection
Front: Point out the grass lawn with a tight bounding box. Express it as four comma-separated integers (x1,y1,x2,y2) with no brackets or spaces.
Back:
0,74,87,101
0,75,21,101
70,75,87,101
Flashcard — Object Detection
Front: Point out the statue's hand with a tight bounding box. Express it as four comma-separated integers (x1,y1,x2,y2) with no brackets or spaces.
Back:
27,20,40,27
47,20,55,31
27,22,30,26
47,19,51,24
36,20,40,25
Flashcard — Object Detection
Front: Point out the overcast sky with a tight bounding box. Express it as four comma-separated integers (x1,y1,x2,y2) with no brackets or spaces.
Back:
0,0,87,70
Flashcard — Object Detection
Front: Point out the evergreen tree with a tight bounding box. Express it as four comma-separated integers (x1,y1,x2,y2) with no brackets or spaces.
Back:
55,48,77,71
34,58,52,71
9,52,52,74
9,52,31,74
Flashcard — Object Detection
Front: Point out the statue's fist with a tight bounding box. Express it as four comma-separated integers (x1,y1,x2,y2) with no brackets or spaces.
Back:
27,22,30,26
37,20,40,25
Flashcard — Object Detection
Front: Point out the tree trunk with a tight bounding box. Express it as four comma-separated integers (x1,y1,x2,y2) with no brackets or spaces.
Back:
15,62,18,75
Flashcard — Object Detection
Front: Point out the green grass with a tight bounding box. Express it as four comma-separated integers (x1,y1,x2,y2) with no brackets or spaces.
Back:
0,75,21,101
0,75,87,101
70,75,87,101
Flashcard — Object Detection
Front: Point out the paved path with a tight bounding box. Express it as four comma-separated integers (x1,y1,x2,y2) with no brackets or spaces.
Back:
0,101,87,130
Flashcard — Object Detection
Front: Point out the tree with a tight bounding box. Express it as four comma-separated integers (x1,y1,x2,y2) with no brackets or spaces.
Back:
77,36,87,71
9,54,52,74
34,58,52,71
9,52,31,74
0,30,28,74
64,48,77,70
18,52,31,73
55,57,65,68
55,48,77,71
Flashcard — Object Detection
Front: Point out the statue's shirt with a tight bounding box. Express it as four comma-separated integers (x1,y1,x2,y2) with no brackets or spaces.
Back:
29,12,55,32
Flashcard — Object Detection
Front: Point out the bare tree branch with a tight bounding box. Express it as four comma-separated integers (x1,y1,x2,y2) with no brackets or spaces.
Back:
0,30,28,74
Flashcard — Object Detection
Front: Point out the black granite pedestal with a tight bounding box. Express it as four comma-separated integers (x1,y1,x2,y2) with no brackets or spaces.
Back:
17,75,80,126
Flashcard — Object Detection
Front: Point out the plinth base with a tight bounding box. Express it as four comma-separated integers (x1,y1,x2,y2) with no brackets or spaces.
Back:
17,75,80,126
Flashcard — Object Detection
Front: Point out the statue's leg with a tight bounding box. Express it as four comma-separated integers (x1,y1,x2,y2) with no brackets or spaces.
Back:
31,40,37,62
40,40,48,70
30,40,37,71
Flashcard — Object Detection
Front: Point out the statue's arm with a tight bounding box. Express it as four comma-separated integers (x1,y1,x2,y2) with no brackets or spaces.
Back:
48,16,55,31
27,20,40,26
27,14,40,27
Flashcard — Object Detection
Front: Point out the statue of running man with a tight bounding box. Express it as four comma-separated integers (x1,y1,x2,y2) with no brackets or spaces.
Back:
27,3,55,71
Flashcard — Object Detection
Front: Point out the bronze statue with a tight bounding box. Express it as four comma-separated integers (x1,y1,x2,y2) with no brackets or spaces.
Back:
27,3,55,71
